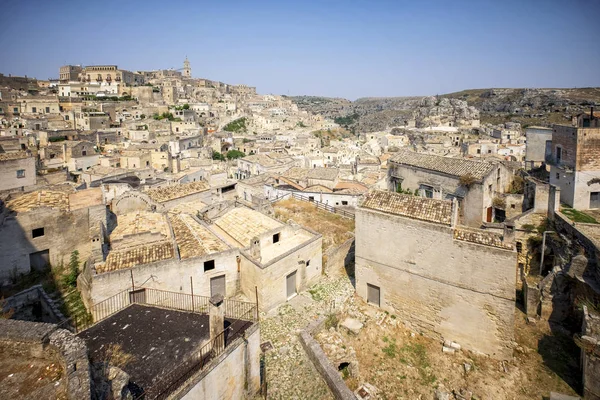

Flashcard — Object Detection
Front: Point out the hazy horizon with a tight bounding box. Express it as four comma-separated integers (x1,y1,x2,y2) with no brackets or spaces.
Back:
1,0,599,100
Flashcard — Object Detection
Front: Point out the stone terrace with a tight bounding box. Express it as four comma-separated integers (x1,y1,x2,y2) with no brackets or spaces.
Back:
213,207,282,247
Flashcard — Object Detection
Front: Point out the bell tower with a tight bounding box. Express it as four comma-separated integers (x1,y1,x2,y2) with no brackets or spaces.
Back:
183,57,191,78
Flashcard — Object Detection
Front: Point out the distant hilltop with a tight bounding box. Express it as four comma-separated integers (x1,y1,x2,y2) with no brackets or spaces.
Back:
287,87,600,132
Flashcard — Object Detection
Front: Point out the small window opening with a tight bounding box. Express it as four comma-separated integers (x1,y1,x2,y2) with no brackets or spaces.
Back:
273,233,280,243
204,260,215,272
32,228,45,238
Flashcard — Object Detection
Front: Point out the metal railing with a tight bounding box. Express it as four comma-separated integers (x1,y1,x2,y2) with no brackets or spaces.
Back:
134,305,257,400
59,287,258,332
291,192,355,219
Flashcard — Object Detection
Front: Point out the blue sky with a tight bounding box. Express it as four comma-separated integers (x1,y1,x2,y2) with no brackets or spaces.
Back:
0,0,598,99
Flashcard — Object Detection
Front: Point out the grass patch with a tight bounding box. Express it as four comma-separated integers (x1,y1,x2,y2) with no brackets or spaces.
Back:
324,313,339,329
561,207,598,224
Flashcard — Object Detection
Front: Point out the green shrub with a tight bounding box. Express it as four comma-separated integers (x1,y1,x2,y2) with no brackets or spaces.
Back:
63,250,80,288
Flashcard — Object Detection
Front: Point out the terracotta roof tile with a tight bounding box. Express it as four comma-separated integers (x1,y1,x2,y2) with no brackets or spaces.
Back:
360,190,452,225
391,150,494,180
145,181,210,203
453,227,512,250
97,241,174,273
170,214,228,259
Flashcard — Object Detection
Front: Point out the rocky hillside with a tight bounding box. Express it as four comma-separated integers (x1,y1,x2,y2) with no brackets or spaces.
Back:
287,87,600,133
442,87,600,126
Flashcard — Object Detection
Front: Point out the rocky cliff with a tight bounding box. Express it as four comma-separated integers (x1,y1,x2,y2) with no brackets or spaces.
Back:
288,87,600,133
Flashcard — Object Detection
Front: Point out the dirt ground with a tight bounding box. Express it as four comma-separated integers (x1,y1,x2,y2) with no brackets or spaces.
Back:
317,296,581,400
273,198,355,252
0,352,65,400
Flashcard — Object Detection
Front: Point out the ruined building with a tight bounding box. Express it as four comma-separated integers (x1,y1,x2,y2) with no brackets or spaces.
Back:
355,190,516,359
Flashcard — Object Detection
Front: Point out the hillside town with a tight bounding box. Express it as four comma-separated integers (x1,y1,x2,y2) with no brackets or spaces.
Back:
0,60,599,400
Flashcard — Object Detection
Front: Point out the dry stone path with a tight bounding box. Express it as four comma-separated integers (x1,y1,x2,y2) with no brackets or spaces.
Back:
257,275,354,400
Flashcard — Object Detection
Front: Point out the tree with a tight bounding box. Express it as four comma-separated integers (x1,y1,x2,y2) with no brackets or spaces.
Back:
63,250,80,288
212,151,225,161
182,103,190,110
226,150,246,160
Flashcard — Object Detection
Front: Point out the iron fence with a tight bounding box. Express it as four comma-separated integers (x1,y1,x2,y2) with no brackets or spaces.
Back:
291,192,355,219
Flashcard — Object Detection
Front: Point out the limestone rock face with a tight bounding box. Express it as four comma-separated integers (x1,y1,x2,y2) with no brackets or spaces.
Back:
567,254,588,280
412,97,480,128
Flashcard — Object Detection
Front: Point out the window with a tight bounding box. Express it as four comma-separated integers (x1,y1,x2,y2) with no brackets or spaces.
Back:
516,242,522,253
204,260,215,272
16,169,25,178
556,146,562,164
32,107,37,113
477,149,481,154
32,228,45,238
65,115,69,120
273,233,280,243
45,107,50,113
306,260,310,267
14,107,18,113
556,173,560,180
342,201,348,206
82,150,87,156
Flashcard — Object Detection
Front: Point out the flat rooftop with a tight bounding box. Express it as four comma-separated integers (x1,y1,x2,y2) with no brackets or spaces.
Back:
77,304,252,395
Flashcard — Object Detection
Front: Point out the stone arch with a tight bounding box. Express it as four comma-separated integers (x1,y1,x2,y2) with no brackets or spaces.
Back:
112,191,159,215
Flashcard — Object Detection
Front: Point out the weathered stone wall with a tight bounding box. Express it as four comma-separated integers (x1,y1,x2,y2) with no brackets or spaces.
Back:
299,317,355,400
0,157,36,192
178,323,261,399
3,285,65,323
581,306,600,400
241,235,323,312
355,208,516,359
0,205,100,281
324,237,355,276
86,248,240,306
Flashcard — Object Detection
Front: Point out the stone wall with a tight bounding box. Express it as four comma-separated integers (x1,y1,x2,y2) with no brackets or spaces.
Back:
355,208,516,359
324,237,355,277
240,234,323,312
0,319,91,400
0,205,102,281
0,157,36,192
177,323,261,399
84,248,240,306
3,285,65,323
298,317,355,400
581,306,600,400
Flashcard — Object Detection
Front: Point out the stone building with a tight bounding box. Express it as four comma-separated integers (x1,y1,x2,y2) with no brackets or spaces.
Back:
77,65,144,86
549,110,600,209
0,152,36,192
388,150,514,226
525,126,553,168
0,188,106,282
59,65,83,83
79,204,322,313
355,190,516,359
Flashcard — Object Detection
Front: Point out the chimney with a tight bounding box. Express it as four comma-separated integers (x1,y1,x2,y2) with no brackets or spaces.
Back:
503,221,515,245
209,294,225,353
